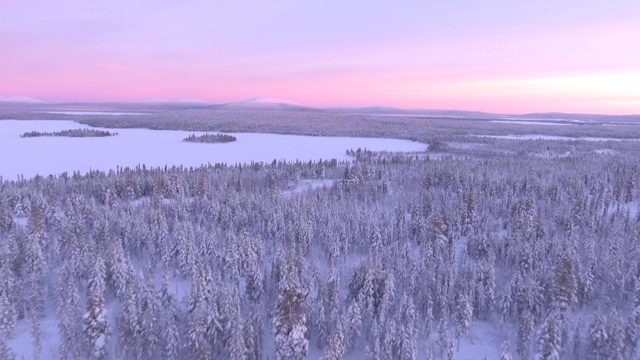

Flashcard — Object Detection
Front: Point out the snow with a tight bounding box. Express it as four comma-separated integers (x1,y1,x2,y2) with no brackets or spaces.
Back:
282,179,336,198
0,120,427,180
447,142,487,150
7,317,61,360
12,217,28,227
595,149,616,155
456,321,502,360
533,151,572,159
95,335,106,351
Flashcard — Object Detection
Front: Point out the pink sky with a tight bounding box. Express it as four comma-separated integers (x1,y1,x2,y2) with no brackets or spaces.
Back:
1,0,639,114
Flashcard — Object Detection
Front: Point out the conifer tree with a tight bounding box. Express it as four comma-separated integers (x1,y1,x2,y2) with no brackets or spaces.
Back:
273,275,309,360
83,258,109,360
500,340,513,360
536,311,562,360
589,312,608,359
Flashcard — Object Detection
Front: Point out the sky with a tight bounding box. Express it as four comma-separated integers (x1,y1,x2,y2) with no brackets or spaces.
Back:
1,0,639,114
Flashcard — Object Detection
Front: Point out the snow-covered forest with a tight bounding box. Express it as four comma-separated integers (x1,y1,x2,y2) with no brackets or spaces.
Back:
0,117,639,359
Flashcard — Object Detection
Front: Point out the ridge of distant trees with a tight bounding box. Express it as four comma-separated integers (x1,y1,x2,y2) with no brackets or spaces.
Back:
20,128,117,138
183,133,237,143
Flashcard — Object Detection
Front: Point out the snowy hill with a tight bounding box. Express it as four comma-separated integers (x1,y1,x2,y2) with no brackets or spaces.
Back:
0,96,45,103
239,97,304,106
136,98,213,105
218,97,314,111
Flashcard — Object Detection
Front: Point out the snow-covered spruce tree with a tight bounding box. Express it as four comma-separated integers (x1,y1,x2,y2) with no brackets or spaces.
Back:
117,278,141,358
500,340,513,360
106,241,131,301
382,318,398,360
25,218,47,360
55,265,83,360
228,290,247,360
162,294,181,360
186,261,218,360
455,291,473,345
399,292,417,360
244,302,264,360
589,312,608,359
0,243,17,340
460,191,478,237
578,260,595,307
160,266,181,360
323,315,345,360
517,309,534,358
343,299,363,353
187,302,210,360
0,282,17,340
273,273,309,360
83,257,109,360
606,309,625,360
137,276,161,359
473,257,495,320
572,318,584,360
313,286,328,349
623,304,640,358
536,310,562,360
0,199,15,234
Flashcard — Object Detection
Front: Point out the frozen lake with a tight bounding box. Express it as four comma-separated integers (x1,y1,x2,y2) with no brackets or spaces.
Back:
0,120,427,180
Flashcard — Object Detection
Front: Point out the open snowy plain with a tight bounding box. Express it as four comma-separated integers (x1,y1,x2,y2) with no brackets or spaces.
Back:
0,120,427,180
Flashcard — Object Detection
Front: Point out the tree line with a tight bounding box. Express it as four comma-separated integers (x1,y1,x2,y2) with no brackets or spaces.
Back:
20,129,117,138
183,133,237,143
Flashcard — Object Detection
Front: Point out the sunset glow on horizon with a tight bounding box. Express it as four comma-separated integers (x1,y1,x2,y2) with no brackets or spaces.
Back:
2,0,639,114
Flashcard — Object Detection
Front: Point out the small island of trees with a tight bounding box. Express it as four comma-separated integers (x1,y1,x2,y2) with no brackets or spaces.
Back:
183,133,237,143
21,129,118,138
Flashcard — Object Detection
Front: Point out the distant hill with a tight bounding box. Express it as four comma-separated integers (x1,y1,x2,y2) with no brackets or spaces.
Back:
517,112,640,122
327,106,497,118
212,97,316,111
0,96,45,103
0,95,637,123
136,98,213,106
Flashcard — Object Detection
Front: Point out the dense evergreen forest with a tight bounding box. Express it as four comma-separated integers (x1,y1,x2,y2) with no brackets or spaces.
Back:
1,135,639,359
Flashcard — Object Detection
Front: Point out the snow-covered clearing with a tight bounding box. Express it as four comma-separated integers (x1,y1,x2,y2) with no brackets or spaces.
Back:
0,120,427,180
7,316,61,360
454,321,502,360
532,151,572,159
282,179,336,198
595,149,616,155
